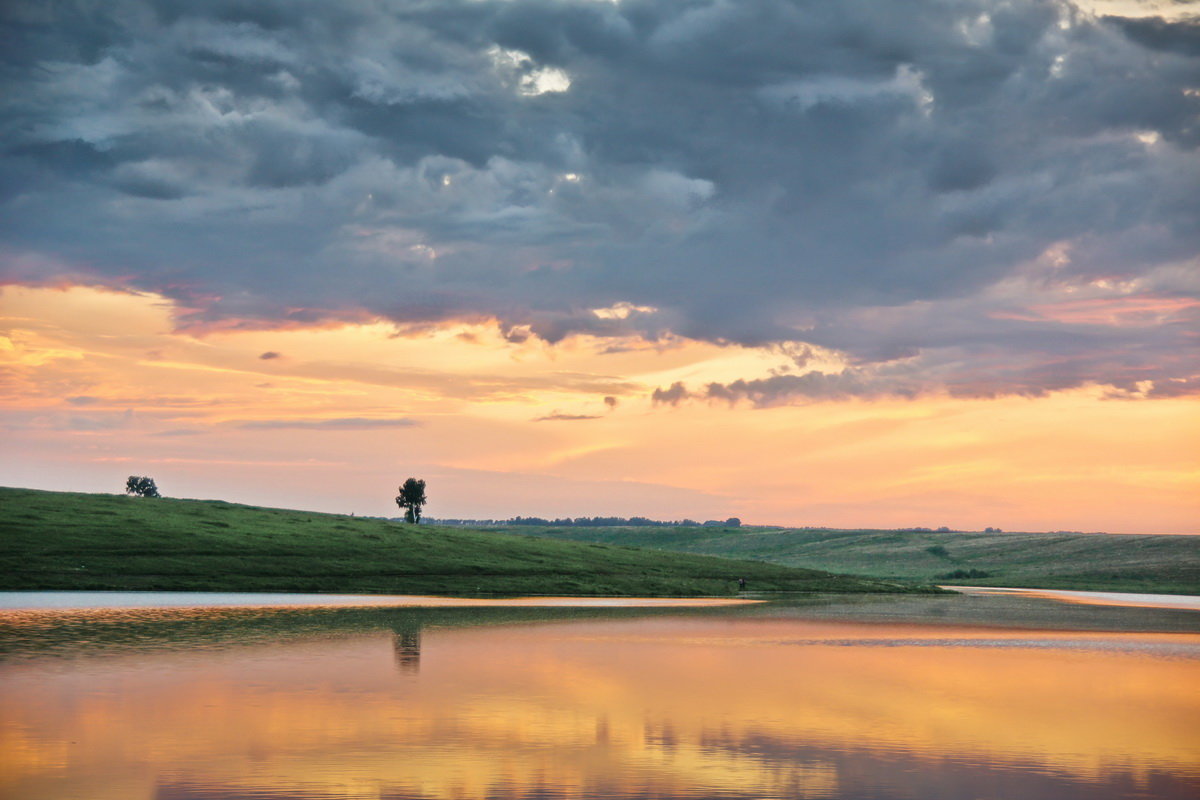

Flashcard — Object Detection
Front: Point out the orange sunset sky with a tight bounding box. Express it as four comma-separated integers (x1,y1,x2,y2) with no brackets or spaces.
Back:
1,0,1198,532
2,283,1196,532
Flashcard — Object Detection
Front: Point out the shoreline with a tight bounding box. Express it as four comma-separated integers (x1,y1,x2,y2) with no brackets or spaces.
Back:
945,585,1200,611
0,590,763,612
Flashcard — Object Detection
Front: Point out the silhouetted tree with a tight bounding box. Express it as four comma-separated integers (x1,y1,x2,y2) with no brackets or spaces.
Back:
396,478,427,523
125,476,160,498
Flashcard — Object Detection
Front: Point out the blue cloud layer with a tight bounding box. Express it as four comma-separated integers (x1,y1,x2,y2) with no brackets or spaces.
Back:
2,0,1197,398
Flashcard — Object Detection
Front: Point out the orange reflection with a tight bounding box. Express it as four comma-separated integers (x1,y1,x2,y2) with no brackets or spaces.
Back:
950,586,1200,611
1,615,1198,799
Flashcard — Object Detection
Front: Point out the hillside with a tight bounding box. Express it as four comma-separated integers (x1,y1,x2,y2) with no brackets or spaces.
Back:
506,525,1200,595
0,488,925,596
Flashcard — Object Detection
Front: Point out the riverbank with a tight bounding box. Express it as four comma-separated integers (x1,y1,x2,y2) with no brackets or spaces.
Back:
0,487,931,597
0,590,761,611
512,524,1200,595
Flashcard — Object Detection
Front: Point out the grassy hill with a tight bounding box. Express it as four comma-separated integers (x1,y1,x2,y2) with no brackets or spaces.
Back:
505,525,1200,595
0,488,926,596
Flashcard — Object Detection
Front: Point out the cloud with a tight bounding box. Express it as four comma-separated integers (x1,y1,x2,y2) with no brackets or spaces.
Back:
703,371,911,406
235,417,419,430
533,412,601,422
652,382,690,407
152,428,207,437
660,274,1200,405
65,410,134,431
1,0,1196,399
1103,15,1200,57
758,64,934,113
258,351,282,360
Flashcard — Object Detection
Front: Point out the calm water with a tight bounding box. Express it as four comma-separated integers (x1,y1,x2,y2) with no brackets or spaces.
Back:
2,592,1198,800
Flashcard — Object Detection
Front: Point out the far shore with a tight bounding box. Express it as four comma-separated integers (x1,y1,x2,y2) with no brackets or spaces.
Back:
946,585,1200,611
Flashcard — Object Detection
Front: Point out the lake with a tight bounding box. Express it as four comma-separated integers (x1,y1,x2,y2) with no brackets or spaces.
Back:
2,591,1198,800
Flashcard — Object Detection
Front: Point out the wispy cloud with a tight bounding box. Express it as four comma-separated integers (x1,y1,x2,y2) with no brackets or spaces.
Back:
235,417,419,430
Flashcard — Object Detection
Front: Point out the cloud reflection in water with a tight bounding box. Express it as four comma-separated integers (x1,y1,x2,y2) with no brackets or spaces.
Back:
1,604,1197,800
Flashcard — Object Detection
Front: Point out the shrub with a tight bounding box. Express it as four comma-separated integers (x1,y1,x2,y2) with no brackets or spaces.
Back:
937,569,992,580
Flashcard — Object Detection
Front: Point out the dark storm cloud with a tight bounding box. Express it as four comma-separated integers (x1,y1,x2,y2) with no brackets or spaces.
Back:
1104,14,1200,56
667,279,1200,404
2,0,1197,398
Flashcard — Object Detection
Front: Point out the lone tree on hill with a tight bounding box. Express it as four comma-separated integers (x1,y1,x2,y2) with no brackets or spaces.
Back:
125,476,160,498
396,478,427,523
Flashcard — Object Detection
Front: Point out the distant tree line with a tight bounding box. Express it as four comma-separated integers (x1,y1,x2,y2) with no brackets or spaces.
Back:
426,515,742,528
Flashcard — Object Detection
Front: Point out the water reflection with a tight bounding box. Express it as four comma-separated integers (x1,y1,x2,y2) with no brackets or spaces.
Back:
393,629,421,673
1,598,1198,800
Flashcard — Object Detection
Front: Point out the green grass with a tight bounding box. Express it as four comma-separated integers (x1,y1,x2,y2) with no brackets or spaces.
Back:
0,488,928,596
507,525,1200,595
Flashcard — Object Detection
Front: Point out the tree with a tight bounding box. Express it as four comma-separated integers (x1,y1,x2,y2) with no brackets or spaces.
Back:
125,476,160,498
396,478,427,523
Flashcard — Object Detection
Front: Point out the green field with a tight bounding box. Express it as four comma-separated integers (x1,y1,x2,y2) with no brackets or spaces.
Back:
506,525,1200,595
0,488,927,596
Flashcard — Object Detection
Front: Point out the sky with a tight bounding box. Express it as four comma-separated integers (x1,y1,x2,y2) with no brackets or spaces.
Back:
1,0,1197,532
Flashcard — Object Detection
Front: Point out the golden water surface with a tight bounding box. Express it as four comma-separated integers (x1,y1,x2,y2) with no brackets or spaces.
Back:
2,604,1198,799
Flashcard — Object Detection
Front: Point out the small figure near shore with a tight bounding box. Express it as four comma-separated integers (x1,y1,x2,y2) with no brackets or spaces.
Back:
737,577,747,591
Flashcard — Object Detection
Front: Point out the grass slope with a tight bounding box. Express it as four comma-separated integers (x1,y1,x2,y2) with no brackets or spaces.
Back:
0,488,924,596
507,525,1200,595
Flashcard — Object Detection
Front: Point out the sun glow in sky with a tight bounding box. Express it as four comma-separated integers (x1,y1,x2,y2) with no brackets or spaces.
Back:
1,0,1198,532
2,284,1195,532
